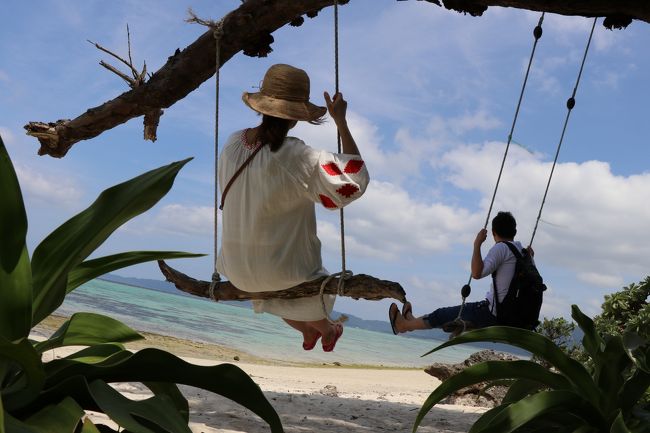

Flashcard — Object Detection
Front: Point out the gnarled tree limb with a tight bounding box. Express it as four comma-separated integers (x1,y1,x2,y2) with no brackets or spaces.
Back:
158,260,407,303
25,0,648,158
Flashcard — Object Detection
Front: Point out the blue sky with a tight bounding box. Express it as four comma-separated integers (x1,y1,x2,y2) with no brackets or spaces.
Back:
2,0,649,321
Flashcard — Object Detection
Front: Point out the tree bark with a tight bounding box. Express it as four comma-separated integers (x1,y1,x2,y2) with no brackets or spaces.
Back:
25,0,648,158
158,260,407,303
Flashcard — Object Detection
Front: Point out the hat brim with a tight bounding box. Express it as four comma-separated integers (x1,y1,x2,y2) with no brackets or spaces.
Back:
242,92,327,122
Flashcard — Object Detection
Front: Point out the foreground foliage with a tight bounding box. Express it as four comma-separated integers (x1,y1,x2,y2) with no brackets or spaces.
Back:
0,135,283,432
415,305,650,433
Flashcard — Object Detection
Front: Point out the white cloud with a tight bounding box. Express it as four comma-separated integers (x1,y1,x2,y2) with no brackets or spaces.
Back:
448,110,502,135
0,126,15,143
318,179,481,262
151,204,214,236
439,142,650,283
0,69,9,82
14,165,83,206
577,272,625,289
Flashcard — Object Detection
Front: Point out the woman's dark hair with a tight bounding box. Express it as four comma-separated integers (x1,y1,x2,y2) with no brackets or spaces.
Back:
258,115,293,152
491,211,517,239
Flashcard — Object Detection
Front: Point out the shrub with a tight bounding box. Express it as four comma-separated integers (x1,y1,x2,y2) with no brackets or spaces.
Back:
0,135,284,432
415,305,650,433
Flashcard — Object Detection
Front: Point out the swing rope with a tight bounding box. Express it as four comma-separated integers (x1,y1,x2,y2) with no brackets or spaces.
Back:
209,21,224,300
319,0,352,324
529,17,597,247
451,13,545,332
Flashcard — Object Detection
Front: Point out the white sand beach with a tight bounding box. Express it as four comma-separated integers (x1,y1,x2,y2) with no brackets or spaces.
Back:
37,316,485,432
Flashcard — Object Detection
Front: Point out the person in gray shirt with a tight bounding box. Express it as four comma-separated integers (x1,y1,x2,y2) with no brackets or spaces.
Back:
389,211,534,335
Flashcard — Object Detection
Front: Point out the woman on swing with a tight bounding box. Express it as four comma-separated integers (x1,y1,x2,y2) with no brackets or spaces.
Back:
216,64,369,352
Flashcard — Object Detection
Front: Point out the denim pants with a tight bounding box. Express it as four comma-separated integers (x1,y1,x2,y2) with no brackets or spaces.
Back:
423,300,498,329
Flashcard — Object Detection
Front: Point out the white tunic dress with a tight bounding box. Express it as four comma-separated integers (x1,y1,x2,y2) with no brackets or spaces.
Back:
216,130,370,321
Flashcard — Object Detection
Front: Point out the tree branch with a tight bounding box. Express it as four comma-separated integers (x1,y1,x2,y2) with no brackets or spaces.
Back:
25,0,648,157
158,260,408,302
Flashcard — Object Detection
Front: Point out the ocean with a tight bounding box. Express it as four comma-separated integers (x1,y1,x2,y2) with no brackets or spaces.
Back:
55,279,485,367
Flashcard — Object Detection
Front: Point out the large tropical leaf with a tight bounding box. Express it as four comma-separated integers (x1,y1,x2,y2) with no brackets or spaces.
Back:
414,360,571,431
30,158,191,325
0,337,45,410
595,336,631,416
142,382,189,423
67,251,203,293
60,343,126,364
610,411,633,433
474,390,606,433
41,348,283,433
422,326,601,405
0,136,32,342
34,312,143,354
619,368,650,413
3,413,40,433
79,419,103,433
88,379,191,433
23,396,84,432
571,305,604,361
502,378,546,404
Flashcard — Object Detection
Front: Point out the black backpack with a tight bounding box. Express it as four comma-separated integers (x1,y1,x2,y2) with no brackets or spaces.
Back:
492,241,546,330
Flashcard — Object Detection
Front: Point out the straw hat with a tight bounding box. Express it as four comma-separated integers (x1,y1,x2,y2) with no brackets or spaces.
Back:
242,64,327,122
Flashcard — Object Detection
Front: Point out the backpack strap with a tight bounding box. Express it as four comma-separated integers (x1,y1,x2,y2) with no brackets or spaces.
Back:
502,241,523,259
219,143,266,210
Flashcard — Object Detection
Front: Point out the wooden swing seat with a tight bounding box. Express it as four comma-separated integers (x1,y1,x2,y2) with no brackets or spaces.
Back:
158,260,407,303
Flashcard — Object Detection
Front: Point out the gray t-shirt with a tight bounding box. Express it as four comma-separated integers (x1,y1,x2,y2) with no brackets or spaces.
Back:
480,241,526,315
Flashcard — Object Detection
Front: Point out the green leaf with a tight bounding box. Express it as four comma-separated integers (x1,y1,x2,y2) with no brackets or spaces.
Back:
4,413,40,433
610,411,632,433
88,379,191,433
44,348,283,433
478,390,605,433
421,326,600,405
34,313,143,354
0,135,28,274
0,135,32,342
595,336,631,415
502,378,546,404
79,419,102,433
571,305,604,360
0,337,45,410
31,158,192,326
24,396,84,432
142,382,189,423
467,405,508,433
414,360,571,431
619,368,650,413
60,343,127,364
0,248,32,343
67,251,203,294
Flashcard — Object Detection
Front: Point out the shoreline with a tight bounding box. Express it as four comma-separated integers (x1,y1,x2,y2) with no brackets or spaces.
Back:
36,314,422,370
36,314,486,432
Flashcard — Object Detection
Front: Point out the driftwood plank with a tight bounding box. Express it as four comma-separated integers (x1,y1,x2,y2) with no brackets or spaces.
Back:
158,260,407,303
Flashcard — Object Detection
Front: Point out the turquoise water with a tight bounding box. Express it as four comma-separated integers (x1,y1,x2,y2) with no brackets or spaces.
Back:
56,279,480,367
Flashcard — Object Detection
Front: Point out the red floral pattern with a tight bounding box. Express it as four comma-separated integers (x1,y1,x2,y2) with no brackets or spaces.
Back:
336,184,359,198
344,159,365,174
319,194,338,209
321,162,343,176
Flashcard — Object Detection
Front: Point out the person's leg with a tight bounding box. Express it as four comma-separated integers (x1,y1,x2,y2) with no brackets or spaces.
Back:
389,303,433,334
283,318,321,349
284,318,343,351
305,318,341,347
458,300,498,328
